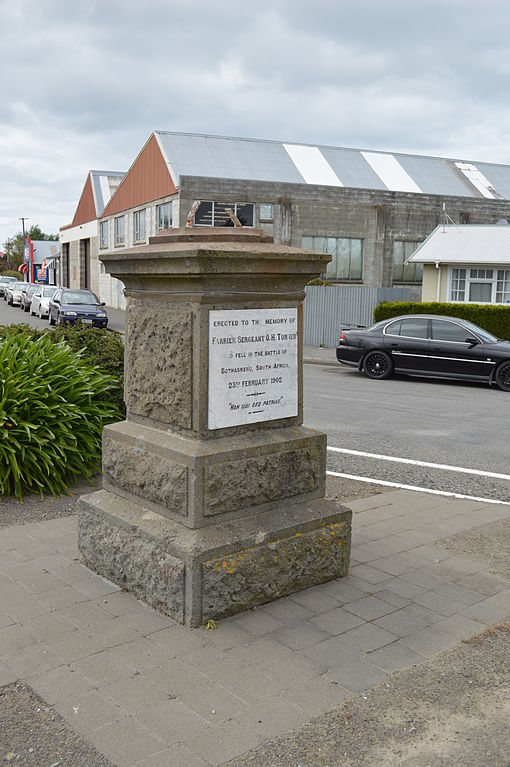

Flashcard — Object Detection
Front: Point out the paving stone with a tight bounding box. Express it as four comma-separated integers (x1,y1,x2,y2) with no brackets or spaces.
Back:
433,581,486,606
231,608,284,636
412,590,462,617
131,745,209,767
0,623,38,654
369,552,427,577
113,636,184,674
199,620,253,650
45,628,104,663
111,607,175,636
270,622,330,650
381,576,428,599
301,633,364,668
101,672,173,715
431,614,484,641
288,587,344,613
374,603,443,637
0,611,15,629
412,545,454,562
454,571,509,596
178,676,251,723
27,664,94,704
326,656,388,692
399,570,447,590
180,719,266,766
373,590,412,609
74,648,136,686
348,564,391,584
309,606,365,636
88,716,167,767
400,624,461,655
149,624,210,656
340,622,398,653
54,687,125,734
230,695,310,740
1,642,63,677
196,654,287,703
281,672,350,716
135,699,209,745
461,590,510,623
258,598,314,625
343,595,398,621
101,590,149,617
22,611,78,642
367,639,426,671
0,659,17,685
314,579,367,604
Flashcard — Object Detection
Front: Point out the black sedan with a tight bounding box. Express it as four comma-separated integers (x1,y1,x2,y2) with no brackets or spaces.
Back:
336,314,510,392
48,288,108,328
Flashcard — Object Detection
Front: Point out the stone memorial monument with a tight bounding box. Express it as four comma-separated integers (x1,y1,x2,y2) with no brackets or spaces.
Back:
78,228,351,627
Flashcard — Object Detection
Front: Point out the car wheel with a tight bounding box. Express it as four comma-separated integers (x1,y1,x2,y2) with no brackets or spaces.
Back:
495,361,510,392
49,311,56,326
38,307,42,319
363,350,393,380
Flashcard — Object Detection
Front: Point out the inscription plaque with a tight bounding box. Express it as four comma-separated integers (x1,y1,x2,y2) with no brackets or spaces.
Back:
208,308,298,429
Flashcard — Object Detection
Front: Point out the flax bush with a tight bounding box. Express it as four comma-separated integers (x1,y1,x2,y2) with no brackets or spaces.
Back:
0,329,122,498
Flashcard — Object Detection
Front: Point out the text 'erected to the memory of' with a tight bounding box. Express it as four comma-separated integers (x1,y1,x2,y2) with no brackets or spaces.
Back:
208,308,298,429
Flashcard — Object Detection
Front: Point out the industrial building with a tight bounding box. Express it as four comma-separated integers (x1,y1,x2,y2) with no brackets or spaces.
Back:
62,132,510,308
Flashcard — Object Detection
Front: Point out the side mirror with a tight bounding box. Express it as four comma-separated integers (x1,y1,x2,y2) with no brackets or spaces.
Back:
101,301,106,306
466,337,479,347
54,298,60,305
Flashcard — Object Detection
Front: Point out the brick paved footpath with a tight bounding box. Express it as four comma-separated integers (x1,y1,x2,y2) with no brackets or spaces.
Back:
1,489,510,766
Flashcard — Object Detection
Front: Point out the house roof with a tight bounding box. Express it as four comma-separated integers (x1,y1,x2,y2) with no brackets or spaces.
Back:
61,170,125,230
408,224,510,265
154,131,510,200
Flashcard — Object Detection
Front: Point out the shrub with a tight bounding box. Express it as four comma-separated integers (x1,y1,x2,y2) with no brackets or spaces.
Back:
0,270,22,279
0,330,122,498
0,323,125,414
374,301,510,340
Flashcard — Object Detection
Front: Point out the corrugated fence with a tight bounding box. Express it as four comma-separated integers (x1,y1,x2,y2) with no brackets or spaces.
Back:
303,286,412,348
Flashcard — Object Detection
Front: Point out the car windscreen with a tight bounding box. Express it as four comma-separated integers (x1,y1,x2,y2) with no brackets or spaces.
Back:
462,320,498,343
61,292,100,305
42,287,57,297
10,282,25,289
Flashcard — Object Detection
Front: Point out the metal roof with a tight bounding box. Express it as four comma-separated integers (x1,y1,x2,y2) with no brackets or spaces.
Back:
90,171,125,215
155,131,510,200
408,224,510,264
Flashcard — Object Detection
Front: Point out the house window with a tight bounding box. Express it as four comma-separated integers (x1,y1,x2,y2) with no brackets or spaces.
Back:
114,216,125,246
496,270,510,304
99,221,108,249
450,267,510,304
133,209,146,243
302,236,363,281
194,201,254,227
156,202,172,231
393,241,423,282
259,203,274,222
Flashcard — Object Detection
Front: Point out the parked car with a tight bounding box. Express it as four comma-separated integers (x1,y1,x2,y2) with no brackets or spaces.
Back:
30,284,58,318
336,314,510,392
0,276,17,297
20,283,39,312
48,288,108,328
5,281,26,306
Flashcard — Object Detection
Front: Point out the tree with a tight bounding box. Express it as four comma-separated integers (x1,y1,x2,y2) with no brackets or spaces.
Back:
3,226,58,270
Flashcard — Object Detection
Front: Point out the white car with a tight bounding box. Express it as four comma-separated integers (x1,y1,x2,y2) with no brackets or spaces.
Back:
6,281,25,306
30,284,58,318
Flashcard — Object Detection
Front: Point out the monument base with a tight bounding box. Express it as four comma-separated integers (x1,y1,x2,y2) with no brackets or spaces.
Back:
78,490,352,627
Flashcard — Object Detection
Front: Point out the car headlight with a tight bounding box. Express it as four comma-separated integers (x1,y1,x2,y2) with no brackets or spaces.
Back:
62,311,77,316
96,312,107,318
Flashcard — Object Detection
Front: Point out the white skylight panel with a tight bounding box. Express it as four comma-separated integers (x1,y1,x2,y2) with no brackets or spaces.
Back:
283,144,343,186
361,152,422,193
454,162,503,199
99,175,112,208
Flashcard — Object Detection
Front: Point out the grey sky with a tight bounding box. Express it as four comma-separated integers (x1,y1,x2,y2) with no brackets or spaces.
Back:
1,0,510,243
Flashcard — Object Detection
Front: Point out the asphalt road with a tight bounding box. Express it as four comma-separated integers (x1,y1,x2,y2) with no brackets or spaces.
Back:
0,293,51,329
304,363,510,503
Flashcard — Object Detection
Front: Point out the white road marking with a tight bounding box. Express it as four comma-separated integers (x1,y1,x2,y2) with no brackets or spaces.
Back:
327,446,510,482
326,471,510,506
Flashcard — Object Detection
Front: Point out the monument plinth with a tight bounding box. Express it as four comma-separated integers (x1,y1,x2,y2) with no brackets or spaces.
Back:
78,228,351,627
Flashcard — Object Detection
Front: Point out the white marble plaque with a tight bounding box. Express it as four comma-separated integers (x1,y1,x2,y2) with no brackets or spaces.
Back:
208,308,298,429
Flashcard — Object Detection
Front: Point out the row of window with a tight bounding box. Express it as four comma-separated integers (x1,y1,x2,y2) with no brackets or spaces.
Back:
451,268,510,304
100,202,172,249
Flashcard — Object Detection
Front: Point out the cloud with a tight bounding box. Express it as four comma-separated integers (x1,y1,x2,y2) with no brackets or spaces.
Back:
1,0,510,243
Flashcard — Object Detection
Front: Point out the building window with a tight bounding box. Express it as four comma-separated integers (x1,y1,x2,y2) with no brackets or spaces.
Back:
496,270,510,304
133,209,146,243
302,236,363,281
194,201,254,227
450,267,510,304
393,241,423,282
259,203,274,222
114,216,125,246
99,221,108,249
157,202,172,231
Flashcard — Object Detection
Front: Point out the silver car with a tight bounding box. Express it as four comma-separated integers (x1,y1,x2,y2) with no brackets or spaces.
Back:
6,281,26,306
0,276,17,297
30,285,58,318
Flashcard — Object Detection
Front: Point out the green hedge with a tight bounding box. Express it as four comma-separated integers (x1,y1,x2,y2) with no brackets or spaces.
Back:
0,330,122,498
0,270,21,279
0,324,125,414
374,302,510,340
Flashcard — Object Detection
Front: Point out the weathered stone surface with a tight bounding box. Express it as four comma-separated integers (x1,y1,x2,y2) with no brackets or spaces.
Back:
102,430,188,518
125,300,192,428
201,517,351,621
78,502,185,622
204,444,323,516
